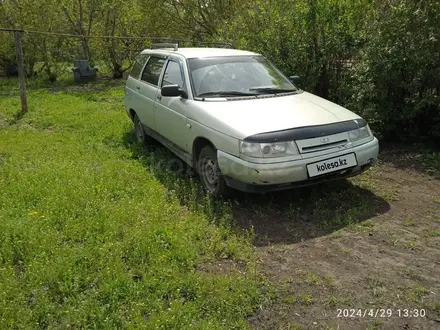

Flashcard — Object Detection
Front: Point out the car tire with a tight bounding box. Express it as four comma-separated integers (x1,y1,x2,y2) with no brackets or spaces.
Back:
133,113,149,145
197,145,229,197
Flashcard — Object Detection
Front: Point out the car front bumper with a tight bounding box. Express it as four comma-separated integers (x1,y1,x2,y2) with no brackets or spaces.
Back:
217,137,379,193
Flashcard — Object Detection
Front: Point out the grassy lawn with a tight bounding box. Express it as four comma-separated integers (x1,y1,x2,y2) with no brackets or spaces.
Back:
0,78,268,329
1,77,439,330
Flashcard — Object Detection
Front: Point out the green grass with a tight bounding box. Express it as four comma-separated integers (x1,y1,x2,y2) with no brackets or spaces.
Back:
325,295,353,307
366,277,386,297
298,292,313,305
428,229,440,237
286,323,302,330
405,285,429,303
366,320,382,330
403,219,416,227
422,151,440,173
0,79,265,328
295,270,335,288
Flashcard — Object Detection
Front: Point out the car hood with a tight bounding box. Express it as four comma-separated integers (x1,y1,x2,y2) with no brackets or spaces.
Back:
190,91,362,140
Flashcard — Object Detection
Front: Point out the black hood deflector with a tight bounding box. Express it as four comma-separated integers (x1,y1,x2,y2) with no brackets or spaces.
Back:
243,118,367,143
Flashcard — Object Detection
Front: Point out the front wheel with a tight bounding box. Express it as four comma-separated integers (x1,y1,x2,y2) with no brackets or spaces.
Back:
197,145,229,197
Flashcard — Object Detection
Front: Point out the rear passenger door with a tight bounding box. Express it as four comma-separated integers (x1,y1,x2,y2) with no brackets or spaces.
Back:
124,54,149,113
135,55,166,132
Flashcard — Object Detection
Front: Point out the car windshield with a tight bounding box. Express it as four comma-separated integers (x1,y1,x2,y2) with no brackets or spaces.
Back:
188,55,298,98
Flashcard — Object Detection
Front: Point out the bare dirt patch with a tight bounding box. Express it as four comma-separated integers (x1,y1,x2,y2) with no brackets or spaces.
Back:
233,146,440,329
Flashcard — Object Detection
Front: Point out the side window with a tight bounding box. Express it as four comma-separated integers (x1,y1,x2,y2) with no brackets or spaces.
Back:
141,56,166,86
129,54,149,79
162,60,185,88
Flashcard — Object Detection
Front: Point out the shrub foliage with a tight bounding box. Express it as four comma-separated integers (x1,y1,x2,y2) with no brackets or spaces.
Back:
0,0,439,141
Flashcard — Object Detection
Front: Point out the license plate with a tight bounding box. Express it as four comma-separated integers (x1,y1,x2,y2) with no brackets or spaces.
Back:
307,153,357,177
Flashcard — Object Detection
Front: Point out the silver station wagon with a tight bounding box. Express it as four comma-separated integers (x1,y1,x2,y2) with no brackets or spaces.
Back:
124,43,379,196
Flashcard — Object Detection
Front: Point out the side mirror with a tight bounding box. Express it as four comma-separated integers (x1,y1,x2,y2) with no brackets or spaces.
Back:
289,75,301,85
161,84,188,99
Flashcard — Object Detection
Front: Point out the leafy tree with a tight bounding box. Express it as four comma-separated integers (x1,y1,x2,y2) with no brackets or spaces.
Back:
159,0,244,40
349,0,440,141
60,0,101,62
0,0,439,142
95,0,161,78
0,0,72,80
224,0,372,101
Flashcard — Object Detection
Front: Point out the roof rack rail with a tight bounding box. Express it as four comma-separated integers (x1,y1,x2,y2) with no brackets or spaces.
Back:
150,43,178,51
149,41,235,51
194,41,234,48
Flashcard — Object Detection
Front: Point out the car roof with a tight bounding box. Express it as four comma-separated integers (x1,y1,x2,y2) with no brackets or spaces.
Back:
140,47,259,59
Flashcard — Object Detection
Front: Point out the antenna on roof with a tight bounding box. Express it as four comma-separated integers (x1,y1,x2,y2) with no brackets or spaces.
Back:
150,43,178,51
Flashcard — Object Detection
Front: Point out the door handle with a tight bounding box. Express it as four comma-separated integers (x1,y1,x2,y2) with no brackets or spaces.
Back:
135,86,140,90
157,95,162,101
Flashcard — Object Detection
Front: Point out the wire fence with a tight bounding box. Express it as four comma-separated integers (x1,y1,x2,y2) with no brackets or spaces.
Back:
0,28,235,81
0,28,149,115
0,28,235,116
1,27,352,117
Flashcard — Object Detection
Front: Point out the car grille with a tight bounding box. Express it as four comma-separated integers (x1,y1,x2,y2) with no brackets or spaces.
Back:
295,132,349,154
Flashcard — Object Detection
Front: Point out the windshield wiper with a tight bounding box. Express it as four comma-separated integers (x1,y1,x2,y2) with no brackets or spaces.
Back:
249,87,297,94
197,91,258,98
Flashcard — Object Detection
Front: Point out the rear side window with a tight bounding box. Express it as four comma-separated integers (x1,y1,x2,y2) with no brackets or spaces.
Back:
141,57,166,86
129,54,149,79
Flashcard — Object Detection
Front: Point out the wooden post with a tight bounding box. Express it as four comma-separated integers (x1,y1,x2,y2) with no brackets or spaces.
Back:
13,30,27,116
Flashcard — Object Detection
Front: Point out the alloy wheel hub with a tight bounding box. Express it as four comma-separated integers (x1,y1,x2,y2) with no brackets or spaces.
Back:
204,159,218,189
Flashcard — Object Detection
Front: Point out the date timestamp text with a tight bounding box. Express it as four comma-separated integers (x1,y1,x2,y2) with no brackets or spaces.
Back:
336,308,426,318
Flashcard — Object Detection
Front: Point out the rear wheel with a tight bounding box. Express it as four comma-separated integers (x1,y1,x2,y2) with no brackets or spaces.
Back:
133,113,147,144
197,145,228,197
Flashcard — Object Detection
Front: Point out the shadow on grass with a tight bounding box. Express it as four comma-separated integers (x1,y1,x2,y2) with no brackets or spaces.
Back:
122,130,390,245
231,180,390,245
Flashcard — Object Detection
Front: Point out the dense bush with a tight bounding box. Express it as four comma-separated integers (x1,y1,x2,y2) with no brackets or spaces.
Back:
0,33,17,77
348,1,440,142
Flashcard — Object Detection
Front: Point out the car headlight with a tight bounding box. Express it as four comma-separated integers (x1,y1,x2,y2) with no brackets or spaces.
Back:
348,125,372,142
239,141,299,158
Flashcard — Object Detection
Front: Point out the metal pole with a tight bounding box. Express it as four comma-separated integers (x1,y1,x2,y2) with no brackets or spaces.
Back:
13,31,27,116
